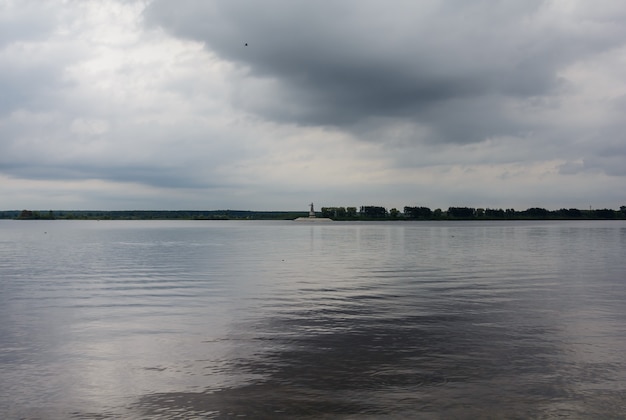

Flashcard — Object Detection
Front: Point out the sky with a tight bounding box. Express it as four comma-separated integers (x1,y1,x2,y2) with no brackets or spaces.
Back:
1,0,625,211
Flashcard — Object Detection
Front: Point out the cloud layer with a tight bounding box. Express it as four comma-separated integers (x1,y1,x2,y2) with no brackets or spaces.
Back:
1,0,625,210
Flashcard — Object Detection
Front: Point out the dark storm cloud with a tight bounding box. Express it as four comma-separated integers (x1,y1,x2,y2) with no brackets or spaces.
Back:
144,0,626,144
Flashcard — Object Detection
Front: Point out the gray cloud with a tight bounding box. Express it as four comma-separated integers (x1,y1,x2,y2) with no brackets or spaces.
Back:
0,1,58,47
1,1,626,211
144,0,626,145
0,62,65,114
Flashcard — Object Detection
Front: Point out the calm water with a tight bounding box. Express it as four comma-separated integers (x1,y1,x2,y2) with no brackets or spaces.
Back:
1,219,625,419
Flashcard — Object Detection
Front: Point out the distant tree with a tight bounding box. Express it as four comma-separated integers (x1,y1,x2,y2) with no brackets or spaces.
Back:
433,208,443,219
18,210,34,219
321,207,348,219
593,209,615,219
0,211,20,219
447,207,475,218
346,207,357,218
556,208,582,218
485,208,505,218
523,208,550,218
389,208,400,219
404,206,432,219
568,208,582,218
360,206,387,218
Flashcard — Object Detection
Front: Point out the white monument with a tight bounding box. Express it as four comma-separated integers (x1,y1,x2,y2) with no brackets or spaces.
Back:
294,202,333,222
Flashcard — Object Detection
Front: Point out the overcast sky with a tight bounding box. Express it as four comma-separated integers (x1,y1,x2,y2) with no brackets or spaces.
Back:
1,0,625,211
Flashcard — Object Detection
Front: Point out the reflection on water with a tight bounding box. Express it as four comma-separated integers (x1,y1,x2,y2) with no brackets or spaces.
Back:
1,220,626,418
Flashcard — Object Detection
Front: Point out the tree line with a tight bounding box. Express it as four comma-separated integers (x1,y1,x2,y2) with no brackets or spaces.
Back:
320,206,626,220
1,209,306,220
2,206,626,220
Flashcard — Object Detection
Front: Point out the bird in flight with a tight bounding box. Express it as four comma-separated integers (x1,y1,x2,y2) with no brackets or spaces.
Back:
245,43,248,46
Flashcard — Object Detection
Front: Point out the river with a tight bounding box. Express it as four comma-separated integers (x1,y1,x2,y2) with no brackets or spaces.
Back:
1,220,625,418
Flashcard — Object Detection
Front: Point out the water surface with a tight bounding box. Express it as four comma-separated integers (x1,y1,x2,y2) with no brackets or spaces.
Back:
1,220,625,418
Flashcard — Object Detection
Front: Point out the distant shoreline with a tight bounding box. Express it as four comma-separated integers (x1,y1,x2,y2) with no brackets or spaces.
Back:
2,207,625,221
